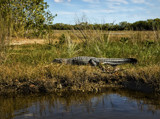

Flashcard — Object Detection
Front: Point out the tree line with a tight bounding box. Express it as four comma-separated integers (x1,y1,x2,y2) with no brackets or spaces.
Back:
1,0,160,40
50,18,160,31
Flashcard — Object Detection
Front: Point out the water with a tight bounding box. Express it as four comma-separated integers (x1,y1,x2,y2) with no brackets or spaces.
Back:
0,89,160,119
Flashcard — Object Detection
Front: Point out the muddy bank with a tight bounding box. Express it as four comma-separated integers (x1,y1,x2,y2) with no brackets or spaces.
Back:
0,64,160,95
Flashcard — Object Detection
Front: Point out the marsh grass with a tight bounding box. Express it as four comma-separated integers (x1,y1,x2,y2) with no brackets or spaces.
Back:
1,22,160,94
6,32,160,66
0,62,160,94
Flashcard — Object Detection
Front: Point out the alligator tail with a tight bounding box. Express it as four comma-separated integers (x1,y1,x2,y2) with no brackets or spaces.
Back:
126,58,138,64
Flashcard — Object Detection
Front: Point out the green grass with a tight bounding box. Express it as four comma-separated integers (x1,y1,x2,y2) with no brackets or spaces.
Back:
5,37,160,67
0,30,160,94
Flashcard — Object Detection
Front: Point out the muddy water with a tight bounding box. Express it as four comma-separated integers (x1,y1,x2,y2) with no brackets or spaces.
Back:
0,89,160,119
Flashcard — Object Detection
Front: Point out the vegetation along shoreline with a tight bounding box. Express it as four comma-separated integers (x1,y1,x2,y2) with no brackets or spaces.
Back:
0,1,160,95
0,62,160,95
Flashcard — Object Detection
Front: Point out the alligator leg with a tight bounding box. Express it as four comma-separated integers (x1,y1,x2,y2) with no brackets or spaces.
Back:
89,58,99,66
89,59,106,72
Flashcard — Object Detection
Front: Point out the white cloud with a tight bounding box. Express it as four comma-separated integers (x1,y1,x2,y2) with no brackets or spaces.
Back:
54,0,71,2
80,9,115,14
131,0,153,6
57,11,75,15
82,0,128,5
54,0,63,2
82,0,99,3
107,0,128,4
131,0,146,4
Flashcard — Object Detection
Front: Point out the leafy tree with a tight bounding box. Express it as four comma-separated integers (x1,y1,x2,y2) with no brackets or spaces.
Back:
119,21,129,30
131,21,149,30
152,18,160,30
102,24,110,30
0,0,56,37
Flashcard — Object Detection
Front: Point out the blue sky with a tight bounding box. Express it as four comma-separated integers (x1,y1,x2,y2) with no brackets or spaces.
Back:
44,0,160,24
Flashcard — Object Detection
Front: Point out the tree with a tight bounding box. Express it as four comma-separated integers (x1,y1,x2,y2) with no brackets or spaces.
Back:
152,18,160,30
0,0,13,63
119,21,129,30
0,0,56,37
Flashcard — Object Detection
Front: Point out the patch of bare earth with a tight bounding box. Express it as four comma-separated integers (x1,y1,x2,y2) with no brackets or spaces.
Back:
10,38,46,45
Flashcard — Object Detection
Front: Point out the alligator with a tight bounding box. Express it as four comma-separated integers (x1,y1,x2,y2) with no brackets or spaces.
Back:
53,56,137,67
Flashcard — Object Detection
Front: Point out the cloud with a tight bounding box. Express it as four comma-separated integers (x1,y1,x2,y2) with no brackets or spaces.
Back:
82,0,128,5
58,11,75,15
80,9,115,14
107,0,128,4
82,0,99,3
54,0,63,2
131,0,146,4
54,0,71,2
131,0,153,6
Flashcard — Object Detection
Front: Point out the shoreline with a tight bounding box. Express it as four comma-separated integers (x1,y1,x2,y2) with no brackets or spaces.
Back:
0,64,160,95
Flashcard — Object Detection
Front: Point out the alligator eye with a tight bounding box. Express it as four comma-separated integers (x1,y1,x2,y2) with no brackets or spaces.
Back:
53,59,61,63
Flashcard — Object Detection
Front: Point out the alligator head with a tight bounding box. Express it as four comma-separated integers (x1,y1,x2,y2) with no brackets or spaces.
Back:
53,58,68,64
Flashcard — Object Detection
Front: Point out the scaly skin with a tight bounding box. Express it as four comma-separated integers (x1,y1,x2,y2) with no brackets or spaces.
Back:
53,56,137,66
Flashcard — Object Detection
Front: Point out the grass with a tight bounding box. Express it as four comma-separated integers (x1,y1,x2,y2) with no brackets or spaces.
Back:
0,30,160,95
7,32,160,66
1,1,159,95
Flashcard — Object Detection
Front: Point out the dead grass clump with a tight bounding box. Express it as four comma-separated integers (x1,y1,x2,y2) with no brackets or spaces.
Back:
0,63,160,95
0,63,120,94
122,65,160,93
124,65,160,82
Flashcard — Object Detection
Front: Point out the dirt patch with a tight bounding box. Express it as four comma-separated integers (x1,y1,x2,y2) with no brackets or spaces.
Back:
10,38,46,45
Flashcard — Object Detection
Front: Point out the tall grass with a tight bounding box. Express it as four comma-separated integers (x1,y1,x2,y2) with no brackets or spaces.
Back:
5,30,160,67
0,10,12,64
1,18,160,94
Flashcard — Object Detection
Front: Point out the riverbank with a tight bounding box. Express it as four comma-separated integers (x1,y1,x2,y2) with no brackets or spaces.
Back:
0,30,160,95
0,63,160,95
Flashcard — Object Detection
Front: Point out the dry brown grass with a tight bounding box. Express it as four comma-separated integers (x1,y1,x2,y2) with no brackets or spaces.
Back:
0,63,160,95
0,63,111,94
10,31,160,45
120,65,160,93
1,30,160,95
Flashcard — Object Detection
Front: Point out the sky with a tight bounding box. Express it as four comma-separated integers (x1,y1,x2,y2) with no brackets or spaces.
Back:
44,0,160,24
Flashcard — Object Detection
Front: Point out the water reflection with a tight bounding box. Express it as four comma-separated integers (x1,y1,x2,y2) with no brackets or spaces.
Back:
0,89,160,119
